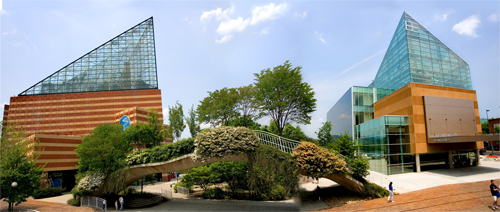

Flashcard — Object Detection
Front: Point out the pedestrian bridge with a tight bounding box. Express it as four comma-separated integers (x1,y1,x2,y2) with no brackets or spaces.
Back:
108,130,366,195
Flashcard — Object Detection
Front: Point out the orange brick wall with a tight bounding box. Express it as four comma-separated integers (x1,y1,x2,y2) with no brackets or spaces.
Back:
374,83,483,154
3,89,163,136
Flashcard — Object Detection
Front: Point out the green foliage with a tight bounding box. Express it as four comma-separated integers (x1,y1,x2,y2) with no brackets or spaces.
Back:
235,85,261,121
282,124,307,141
210,162,248,193
173,181,190,193
169,102,186,141
363,182,389,198
253,60,317,135
197,88,240,126
265,121,306,141
124,123,162,148
125,138,195,165
0,126,42,209
292,142,349,177
33,187,64,199
348,155,370,180
185,105,201,137
194,126,258,160
182,165,214,190
202,188,226,199
227,116,261,130
247,145,299,200
67,197,80,206
76,124,130,175
481,122,490,134
316,121,333,147
332,134,357,158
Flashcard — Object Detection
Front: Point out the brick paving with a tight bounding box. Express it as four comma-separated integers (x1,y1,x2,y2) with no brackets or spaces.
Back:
0,199,94,212
319,179,499,212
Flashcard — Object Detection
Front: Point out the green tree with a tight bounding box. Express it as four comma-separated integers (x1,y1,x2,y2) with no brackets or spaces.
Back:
197,88,239,126
282,124,307,141
124,124,161,148
316,121,333,147
76,124,130,175
481,122,490,134
235,85,260,124
253,61,316,135
227,116,261,130
333,134,357,158
182,165,216,190
169,102,186,141
185,105,201,137
0,127,42,211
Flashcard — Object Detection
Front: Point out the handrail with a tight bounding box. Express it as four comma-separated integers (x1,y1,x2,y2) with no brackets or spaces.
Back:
252,130,300,154
81,196,106,211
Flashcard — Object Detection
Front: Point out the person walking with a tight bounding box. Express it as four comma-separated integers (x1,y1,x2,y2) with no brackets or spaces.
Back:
119,196,124,210
114,200,118,211
388,182,395,202
102,199,107,211
491,180,500,210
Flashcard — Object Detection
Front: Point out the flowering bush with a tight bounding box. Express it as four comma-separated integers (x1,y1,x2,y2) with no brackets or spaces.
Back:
73,172,106,196
194,126,258,160
292,142,349,177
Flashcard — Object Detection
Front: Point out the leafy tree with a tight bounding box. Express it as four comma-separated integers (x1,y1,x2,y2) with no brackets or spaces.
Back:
185,105,201,137
182,166,216,190
197,88,240,126
265,121,306,141
316,121,333,147
333,134,357,158
210,162,248,194
235,85,260,122
227,116,261,130
0,127,42,211
124,124,161,148
253,61,316,135
76,124,130,175
481,122,490,134
169,102,186,141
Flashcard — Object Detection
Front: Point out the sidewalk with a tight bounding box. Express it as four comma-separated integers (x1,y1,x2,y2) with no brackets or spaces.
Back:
366,159,500,193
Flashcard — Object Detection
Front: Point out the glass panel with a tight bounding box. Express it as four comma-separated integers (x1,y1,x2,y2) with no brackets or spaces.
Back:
20,18,158,96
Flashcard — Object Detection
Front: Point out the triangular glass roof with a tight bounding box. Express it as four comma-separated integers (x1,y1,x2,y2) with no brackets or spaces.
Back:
19,17,158,96
371,12,472,90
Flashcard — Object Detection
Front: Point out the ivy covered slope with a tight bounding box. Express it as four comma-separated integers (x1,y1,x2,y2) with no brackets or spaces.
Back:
126,138,195,166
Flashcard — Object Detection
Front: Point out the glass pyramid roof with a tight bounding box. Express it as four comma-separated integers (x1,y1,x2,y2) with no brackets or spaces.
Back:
371,12,472,90
19,17,158,96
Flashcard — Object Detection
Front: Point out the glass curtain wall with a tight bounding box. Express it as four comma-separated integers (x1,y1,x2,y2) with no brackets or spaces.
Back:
352,86,394,139
357,115,414,175
20,17,158,96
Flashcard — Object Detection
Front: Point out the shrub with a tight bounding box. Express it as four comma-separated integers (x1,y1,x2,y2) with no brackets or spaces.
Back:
194,126,258,160
292,142,349,177
209,161,248,193
72,172,106,196
247,145,299,200
67,197,80,206
173,181,191,193
348,155,370,180
181,166,215,190
363,182,389,198
202,188,226,199
126,138,195,165
32,187,64,199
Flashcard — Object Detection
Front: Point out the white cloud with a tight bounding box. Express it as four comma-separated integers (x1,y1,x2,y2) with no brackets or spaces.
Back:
249,3,288,25
200,7,233,22
294,11,308,19
488,14,499,22
200,3,288,44
215,34,233,44
434,12,450,22
314,31,327,44
452,15,481,37
259,27,270,35
0,0,8,16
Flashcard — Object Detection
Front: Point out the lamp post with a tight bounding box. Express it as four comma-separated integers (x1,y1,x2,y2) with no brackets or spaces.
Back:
486,109,490,121
9,182,18,211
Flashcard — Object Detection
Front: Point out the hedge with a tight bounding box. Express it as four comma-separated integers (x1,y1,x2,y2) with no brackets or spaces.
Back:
292,141,349,177
126,138,195,165
194,126,258,160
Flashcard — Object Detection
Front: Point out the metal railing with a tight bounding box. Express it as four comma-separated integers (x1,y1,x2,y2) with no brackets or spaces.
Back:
253,130,300,154
81,196,107,211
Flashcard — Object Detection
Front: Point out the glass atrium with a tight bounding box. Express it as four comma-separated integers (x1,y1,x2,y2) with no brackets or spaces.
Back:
19,17,158,96
357,115,414,175
371,12,472,90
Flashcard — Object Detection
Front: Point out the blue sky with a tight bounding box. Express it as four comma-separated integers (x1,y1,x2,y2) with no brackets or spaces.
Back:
1,0,499,138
